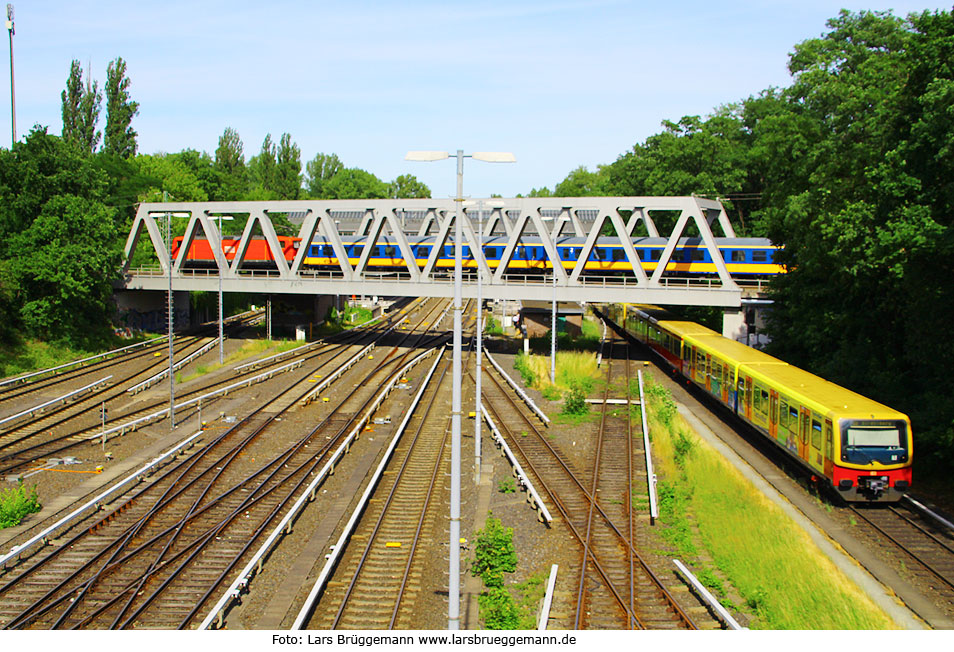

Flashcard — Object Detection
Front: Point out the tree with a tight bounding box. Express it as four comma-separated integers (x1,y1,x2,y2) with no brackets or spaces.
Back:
61,60,101,154
388,173,430,199
304,152,343,197
214,127,247,200
322,168,388,199
103,57,139,159
274,133,302,199
553,165,610,197
135,153,209,203
248,134,277,197
9,195,121,343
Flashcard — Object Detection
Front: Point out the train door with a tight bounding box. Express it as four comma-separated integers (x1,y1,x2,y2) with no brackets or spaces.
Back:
705,354,712,392
798,408,810,461
823,419,834,478
769,390,779,441
722,365,730,404
744,376,753,421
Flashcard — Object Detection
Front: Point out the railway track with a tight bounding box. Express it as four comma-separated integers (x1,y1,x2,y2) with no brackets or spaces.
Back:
303,343,472,629
848,502,954,607
0,299,451,629
475,340,697,630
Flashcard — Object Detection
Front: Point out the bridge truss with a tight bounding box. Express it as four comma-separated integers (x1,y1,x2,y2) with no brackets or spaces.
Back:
122,196,744,306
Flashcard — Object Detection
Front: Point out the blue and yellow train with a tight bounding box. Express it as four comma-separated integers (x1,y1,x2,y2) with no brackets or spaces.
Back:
609,304,912,502
302,235,782,276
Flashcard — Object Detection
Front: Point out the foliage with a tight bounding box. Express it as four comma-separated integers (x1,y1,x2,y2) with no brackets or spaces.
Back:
61,60,101,155
322,167,389,199
561,380,589,416
497,478,516,494
104,57,139,159
388,173,430,199
214,127,247,200
477,587,521,630
0,483,41,529
471,514,517,589
304,152,343,197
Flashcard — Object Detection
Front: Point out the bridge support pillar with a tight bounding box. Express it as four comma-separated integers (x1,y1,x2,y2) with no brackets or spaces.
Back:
722,308,746,342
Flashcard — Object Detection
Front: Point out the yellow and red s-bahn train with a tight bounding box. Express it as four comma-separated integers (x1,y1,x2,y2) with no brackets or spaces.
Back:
610,304,912,502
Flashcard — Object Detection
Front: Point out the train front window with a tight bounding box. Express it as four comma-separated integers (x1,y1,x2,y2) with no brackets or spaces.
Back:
842,420,908,464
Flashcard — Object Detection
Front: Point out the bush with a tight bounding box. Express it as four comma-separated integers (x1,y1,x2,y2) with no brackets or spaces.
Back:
561,380,589,416
478,587,521,629
471,515,517,588
0,483,41,528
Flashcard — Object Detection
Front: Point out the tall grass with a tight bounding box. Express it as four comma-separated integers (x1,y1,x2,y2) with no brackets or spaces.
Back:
514,351,599,393
179,339,302,383
0,484,41,529
644,378,897,630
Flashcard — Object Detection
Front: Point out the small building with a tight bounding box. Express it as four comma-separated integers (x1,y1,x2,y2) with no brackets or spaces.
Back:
518,301,584,338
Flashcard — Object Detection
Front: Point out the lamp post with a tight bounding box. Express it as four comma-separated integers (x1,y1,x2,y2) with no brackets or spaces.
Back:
5,4,14,145
463,199,504,485
215,215,234,364
405,149,514,631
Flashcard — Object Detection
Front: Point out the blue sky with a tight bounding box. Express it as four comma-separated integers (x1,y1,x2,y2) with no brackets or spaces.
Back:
4,1,949,198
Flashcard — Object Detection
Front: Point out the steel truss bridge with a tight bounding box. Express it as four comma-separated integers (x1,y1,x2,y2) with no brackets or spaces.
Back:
121,196,757,307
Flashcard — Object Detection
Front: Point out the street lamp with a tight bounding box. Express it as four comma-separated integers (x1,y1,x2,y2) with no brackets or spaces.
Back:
5,4,14,145
213,215,235,364
405,149,514,631
463,199,504,485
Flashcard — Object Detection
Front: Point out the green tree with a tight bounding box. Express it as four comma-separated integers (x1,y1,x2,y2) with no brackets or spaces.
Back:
322,167,388,199
553,165,610,196
248,134,277,198
214,127,247,200
103,57,139,159
274,133,302,199
388,173,430,199
9,195,122,343
304,152,343,197
135,153,209,203
61,60,101,154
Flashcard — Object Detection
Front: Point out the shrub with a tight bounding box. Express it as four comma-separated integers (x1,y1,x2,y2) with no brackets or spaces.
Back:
561,380,589,416
471,515,517,588
0,483,41,529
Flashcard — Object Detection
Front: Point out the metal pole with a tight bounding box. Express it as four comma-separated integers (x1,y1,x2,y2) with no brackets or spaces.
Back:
165,193,175,430
475,200,483,484
6,4,14,145
550,271,556,384
449,149,463,631
218,215,224,364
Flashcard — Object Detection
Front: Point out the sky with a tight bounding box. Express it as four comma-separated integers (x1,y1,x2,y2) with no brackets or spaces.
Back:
3,1,951,199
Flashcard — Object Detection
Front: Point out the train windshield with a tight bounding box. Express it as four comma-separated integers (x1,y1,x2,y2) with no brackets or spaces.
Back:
842,420,908,465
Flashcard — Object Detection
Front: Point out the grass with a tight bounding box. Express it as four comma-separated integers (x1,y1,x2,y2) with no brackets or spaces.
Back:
0,334,159,379
0,483,41,529
177,338,303,383
643,377,898,630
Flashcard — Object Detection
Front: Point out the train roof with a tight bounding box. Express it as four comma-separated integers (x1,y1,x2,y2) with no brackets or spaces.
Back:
742,362,908,421
310,235,776,248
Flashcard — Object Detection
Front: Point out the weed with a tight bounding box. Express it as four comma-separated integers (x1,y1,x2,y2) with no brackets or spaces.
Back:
0,483,41,529
498,478,517,494
561,380,589,416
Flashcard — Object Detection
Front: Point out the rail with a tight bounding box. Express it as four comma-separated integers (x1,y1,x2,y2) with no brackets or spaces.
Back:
483,350,550,426
126,338,219,394
903,495,954,532
673,559,744,630
637,369,659,522
537,564,559,631
482,408,553,525
84,358,306,444
0,429,205,569
289,347,443,630
0,337,165,388
0,376,112,428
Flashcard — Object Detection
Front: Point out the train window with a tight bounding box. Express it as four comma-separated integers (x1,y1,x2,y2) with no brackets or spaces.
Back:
517,247,526,259
811,419,822,449
323,245,334,257
417,246,431,258
612,249,625,261
730,250,746,262
780,400,789,429
695,350,706,373
651,249,662,261
770,395,778,425
691,249,706,261
752,250,768,262
754,386,769,415
592,248,604,261
825,421,834,459
384,246,396,257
